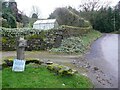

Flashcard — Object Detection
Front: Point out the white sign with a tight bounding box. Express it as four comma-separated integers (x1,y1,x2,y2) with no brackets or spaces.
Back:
12,59,26,72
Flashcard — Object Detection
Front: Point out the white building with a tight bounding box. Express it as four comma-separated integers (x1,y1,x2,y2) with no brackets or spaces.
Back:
33,19,59,30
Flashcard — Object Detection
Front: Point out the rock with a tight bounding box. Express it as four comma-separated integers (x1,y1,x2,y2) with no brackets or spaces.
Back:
47,63,78,76
96,75,100,79
72,69,78,73
72,60,76,64
26,59,44,65
46,61,53,65
100,70,104,74
102,83,105,85
93,66,99,71
85,65,91,68
62,83,65,86
82,73,87,77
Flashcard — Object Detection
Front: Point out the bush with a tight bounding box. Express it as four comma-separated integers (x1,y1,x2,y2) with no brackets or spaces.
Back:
49,7,91,27
50,37,85,54
2,37,16,51
1,18,9,28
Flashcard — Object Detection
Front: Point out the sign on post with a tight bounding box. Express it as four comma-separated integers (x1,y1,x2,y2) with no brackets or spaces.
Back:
12,59,26,72
12,36,27,72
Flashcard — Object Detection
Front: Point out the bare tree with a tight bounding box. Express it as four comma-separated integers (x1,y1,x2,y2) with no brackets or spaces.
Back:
79,0,110,12
30,5,41,18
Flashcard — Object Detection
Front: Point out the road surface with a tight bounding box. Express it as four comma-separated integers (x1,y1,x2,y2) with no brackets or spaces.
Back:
85,34,119,88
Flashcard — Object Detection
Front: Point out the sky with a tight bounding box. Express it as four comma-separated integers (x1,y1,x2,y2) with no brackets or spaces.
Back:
7,0,120,18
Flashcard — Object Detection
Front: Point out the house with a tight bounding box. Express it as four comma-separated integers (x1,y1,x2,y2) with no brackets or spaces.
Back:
33,19,59,30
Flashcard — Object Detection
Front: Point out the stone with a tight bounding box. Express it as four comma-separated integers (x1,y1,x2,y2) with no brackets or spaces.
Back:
93,66,99,71
46,61,53,65
72,60,76,64
47,63,78,76
17,37,27,60
26,59,44,65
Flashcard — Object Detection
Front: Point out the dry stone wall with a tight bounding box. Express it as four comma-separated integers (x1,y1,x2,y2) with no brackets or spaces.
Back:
1,25,92,51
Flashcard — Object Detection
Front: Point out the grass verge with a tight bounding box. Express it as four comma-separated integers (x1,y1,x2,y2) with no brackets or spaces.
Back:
0,71,2,89
2,65,93,88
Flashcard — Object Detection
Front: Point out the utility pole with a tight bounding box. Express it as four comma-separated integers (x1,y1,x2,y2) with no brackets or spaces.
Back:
113,13,116,32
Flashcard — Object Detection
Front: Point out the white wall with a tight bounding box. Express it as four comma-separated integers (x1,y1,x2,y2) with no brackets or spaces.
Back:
33,23,55,30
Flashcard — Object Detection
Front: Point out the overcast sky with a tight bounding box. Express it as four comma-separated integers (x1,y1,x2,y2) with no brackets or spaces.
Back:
8,0,120,18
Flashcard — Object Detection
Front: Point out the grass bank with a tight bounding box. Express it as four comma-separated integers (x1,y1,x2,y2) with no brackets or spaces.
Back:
0,71,1,89
2,64,93,88
51,30,102,54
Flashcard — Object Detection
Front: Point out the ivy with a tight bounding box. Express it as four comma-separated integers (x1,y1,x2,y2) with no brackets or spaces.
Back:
0,27,43,37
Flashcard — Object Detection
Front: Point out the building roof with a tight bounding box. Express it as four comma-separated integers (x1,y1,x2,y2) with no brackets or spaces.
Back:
34,19,56,24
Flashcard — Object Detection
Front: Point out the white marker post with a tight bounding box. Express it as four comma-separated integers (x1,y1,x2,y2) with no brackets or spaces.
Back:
12,36,27,72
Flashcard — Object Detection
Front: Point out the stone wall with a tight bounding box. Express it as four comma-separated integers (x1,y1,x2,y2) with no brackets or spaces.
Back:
2,25,92,51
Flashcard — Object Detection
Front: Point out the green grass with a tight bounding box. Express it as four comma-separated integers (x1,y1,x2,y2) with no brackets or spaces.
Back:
81,30,102,48
111,30,120,34
2,65,93,88
0,71,2,89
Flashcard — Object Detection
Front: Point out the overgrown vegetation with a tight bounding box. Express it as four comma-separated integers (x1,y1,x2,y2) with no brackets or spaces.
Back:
1,25,92,51
1,0,21,28
48,7,91,27
2,64,93,88
50,30,102,54
48,1,120,33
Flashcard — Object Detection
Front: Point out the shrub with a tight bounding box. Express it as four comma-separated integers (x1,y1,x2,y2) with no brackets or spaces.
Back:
50,37,86,54
48,7,91,27
1,18,9,28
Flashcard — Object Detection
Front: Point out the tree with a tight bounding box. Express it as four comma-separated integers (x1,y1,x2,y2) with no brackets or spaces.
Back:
48,7,89,27
30,6,40,18
116,1,120,12
114,1,120,31
1,0,23,28
79,0,110,23
22,14,29,27
2,0,17,28
2,13,17,28
79,0,109,12
92,7,115,33
78,0,119,33
67,6,80,16
0,0,4,12
8,0,22,22
32,13,38,19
